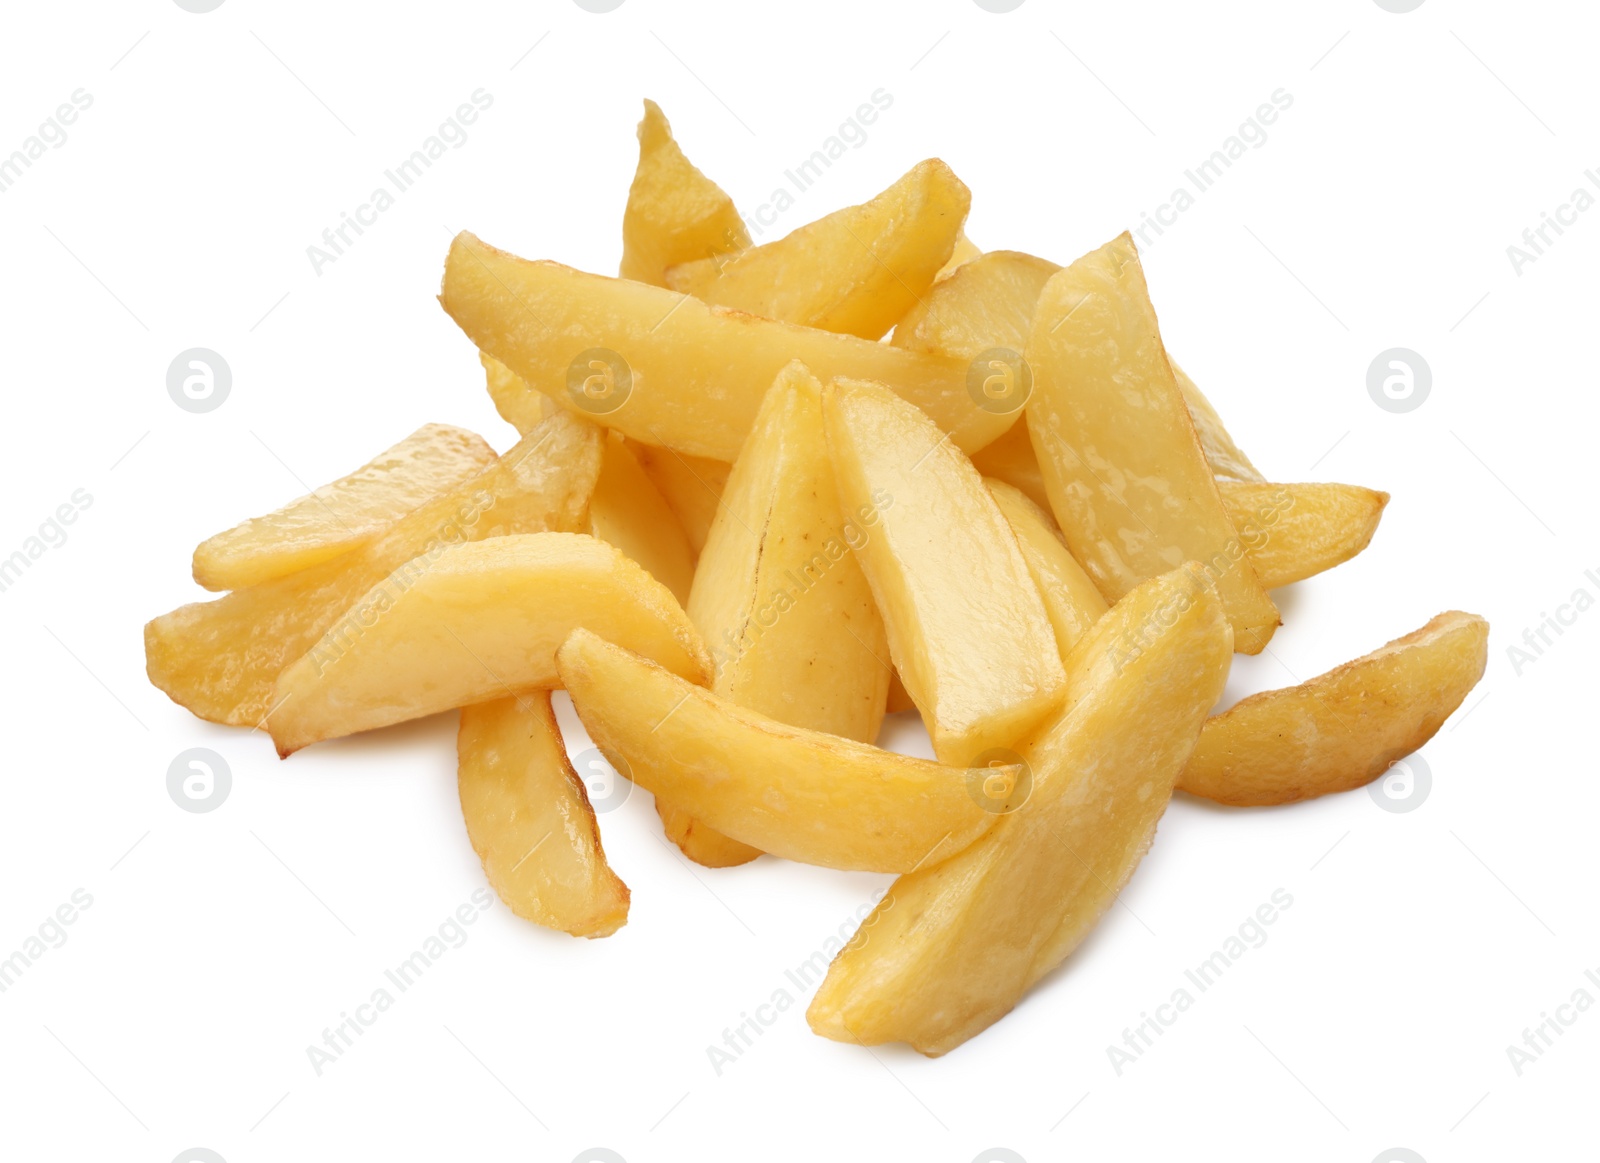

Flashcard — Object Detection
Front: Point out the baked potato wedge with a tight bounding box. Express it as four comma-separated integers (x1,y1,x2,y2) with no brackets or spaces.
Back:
627,443,729,558
440,232,1016,463
977,432,1386,592
1219,481,1389,591
1024,234,1280,652
458,692,629,937
665,362,891,866
481,351,553,435
934,229,981,282
807,563,1232,1055
824,377,1065,766
620,99,749,286
588,434,695,605
558,629,1000,874
146,412,601,726
665,159,970,341
985,479,1108,660
894,248,1263,483
1180,610,1488,806
268,533,711,755
192,423,497,591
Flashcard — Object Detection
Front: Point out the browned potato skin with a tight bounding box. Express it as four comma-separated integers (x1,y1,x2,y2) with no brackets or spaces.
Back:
1180,611,1489,806
1223,481,1389,590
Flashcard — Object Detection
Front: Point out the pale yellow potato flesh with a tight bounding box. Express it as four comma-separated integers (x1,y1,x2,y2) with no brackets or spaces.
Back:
620,99,749,286
458,693,629,937
481,351,553,435
627,442,729,558
985,480,1109,660
972,418,1051,511
807,564,1233,1055
894,248,1263,484
892,248,1059,359
145,412,602,726
439,232,1017,463
1173,361,1264,482
558,630,1001,874
588,435,696,606
823,377,1066,766
1180,610,1488,806
192,424,497,591
1024,234,1279,653
1219,480,1389,590
979,427,1386,591
269,533,711,755
665,159,970,341
691,363,890,740
666,363,892,867
934,230,981,282
654,806,762,869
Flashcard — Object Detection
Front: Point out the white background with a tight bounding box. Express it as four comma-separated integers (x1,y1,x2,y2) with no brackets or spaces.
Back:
1,1,1594,1160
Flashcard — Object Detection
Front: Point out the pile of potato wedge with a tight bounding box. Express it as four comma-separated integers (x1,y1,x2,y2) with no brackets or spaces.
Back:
145,101,1488,1056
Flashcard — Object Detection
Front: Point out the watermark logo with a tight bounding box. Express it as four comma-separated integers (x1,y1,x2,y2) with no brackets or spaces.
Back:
168,748,231,814
0,488,93,596
0,888,94,996
706,890,888,1076
306,889,495,1076
307,91,494,276
1134,89,1294,249
965,748,1032,814
1372,0,1425,11
572,1151,627,1163
1373,1151,1427,1163
173,0,226,11
168,348,231,413
973,1152,1027,1163
1367,348,1430,414
566,348,632,415
574,749,631,813
1368,754,1430,813
742,90,895,239
1507,172,1600,276
967,348,1032,415
572,0,625,10
172,1152,228,1163
1505,968,1600,1076
0,90,94,196
1507,570,1598,676
1105,888,1295,1075
972,0,1025,11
